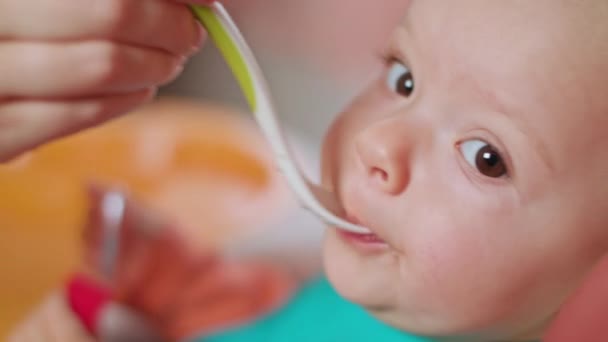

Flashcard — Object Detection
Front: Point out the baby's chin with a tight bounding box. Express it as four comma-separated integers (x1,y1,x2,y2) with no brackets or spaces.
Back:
323,231,392,299
322,231,444,335
322,230,435,331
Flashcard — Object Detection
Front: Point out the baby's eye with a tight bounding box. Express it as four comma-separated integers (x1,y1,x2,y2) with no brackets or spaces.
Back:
386,60,415,98
459,139,508,178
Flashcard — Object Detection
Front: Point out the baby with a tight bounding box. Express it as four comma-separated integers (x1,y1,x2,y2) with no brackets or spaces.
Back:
9,0,608,341
321,0,608,339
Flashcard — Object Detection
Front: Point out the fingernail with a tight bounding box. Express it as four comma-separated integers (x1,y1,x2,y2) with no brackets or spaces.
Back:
168,63,185,83
190,22,207,55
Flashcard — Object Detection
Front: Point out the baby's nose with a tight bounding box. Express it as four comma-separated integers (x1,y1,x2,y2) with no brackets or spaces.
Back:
354,120,410,195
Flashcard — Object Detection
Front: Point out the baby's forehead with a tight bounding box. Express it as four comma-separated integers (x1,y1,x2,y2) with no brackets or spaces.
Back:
398,0,608,172
400,0,607,113
403,0,607,64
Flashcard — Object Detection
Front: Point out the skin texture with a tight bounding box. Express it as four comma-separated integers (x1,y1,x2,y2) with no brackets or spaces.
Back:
321,0,608,340
0,0,211,162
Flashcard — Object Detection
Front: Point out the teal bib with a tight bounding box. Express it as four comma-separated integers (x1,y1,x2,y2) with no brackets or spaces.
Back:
191,276,435,342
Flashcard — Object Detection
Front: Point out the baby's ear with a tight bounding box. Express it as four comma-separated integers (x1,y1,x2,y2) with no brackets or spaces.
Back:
544,256,608,342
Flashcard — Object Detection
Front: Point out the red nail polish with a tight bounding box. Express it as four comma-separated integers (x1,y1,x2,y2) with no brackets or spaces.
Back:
66,274,111,335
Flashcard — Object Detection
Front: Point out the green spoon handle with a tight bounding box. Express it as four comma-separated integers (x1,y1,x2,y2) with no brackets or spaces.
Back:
190,4,258,111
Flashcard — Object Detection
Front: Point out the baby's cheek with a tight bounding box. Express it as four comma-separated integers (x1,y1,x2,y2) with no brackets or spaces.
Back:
412,230,485,297
402,177,523,306
403,221,527,329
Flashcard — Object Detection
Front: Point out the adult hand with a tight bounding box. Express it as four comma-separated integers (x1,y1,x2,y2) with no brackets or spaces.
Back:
0,0,211,162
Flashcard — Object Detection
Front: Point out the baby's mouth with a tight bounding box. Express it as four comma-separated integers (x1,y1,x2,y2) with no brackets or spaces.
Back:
337,214,388,250
339,230,386,243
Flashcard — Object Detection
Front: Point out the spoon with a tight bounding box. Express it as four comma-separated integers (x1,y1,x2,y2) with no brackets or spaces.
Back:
191,3,369,233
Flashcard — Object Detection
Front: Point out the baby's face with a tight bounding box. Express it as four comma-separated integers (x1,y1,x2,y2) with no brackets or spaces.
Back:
321,0,608,339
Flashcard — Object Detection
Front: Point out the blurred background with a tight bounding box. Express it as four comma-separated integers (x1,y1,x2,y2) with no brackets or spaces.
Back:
0,1,407,338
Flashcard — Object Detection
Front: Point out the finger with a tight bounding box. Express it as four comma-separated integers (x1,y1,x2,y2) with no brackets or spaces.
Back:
544,256,608,342
10,319,43,342
0,88,154,162
41,293,96,342
0,0,204,56
0,41,182,98
7,294,61,342
6,316,35,342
